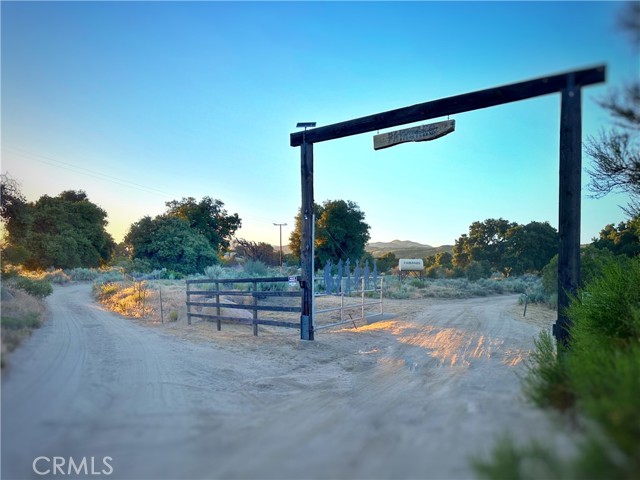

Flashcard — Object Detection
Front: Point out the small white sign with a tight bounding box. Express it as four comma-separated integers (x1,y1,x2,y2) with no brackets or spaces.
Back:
288,276,298,287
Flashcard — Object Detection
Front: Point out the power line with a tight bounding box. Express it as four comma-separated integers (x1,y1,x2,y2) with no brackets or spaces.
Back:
2,144,295,230
2,145,176,198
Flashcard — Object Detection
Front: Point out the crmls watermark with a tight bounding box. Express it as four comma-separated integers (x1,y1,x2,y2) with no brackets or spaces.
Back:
32,456,113,476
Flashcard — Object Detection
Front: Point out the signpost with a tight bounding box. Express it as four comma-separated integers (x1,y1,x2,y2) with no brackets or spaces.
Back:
373,120,455,150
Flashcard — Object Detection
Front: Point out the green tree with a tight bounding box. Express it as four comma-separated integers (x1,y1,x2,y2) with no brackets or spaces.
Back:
453,218,557,276
27,192,116,269
125,215,217,274
1,173,31,248
234,238,278,266
592,215,640,257
453,218,517,273
288,202,322,263
289,200,370,267
452,234,471,269
376,252,397,273
435,251,453,269
165,196,241,253
504,221,559,274
316,200,370,266
424,255,436,268
1,183,115,269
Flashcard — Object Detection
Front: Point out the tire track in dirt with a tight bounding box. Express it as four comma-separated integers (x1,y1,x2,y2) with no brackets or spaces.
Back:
2,285,575,479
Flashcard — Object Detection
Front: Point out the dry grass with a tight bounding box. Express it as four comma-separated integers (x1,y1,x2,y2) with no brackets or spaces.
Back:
1,286,47,367
95,281,154,318
143,282,190,323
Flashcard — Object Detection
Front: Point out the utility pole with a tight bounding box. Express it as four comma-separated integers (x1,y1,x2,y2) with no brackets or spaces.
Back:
273,222,287,274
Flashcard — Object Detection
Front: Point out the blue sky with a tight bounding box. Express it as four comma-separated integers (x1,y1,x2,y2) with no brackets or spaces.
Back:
2,1,638,248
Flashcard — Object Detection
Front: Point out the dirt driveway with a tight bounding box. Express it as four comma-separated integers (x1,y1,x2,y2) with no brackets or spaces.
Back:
2,283,570,479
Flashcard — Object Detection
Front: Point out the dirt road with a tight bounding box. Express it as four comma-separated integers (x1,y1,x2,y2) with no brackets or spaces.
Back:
2,284,570,479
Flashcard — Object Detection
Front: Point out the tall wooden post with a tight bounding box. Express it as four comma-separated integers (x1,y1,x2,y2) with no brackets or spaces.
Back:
300,140,315,340
554,76,582,345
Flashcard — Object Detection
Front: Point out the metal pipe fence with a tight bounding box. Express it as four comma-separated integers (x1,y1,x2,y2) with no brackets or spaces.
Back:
313,277,384,332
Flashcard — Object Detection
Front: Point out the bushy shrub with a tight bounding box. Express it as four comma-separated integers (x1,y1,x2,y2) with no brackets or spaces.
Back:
94,282,119,301
473,436,568,480
425,265,444,279
122,258,154,274
387,284,414,299
0,265,19,280
511,256,640,477
476,278,505,295
66,268,100,281
258,280,287,293
541,246,617,296
242,260,269,277
503,278,527,294
1,313,42,330
466,260,491,281
568,256,639,343
541,255,557,295
134,268,169,280
204,265,230,279
41,269,72,284
15,277,53,298
94,269,125,284
522,330,574,410
448,266,466,278
524,283,548,304
566,257,640,458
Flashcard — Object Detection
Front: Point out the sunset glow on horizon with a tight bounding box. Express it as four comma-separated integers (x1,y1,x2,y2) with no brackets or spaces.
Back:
2,1,637,247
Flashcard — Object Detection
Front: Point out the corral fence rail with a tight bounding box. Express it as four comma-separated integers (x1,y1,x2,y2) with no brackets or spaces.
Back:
185,276,302,336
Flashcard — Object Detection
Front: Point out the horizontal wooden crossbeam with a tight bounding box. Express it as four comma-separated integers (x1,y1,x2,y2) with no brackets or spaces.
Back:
290,65,605,146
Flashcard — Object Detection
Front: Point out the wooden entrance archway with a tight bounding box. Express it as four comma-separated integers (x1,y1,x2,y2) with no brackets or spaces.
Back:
291,65,606,342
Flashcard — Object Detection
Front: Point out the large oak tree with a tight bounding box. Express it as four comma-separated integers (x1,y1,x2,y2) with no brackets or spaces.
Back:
124,196,240,274
452,218,558,276
0,179,115,269
289,199,370,268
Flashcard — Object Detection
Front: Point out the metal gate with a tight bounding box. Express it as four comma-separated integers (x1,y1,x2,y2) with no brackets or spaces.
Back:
313,276,384,332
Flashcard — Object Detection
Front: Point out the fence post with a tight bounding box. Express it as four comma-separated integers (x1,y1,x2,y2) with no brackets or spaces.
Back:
361,277,365,321
252,281,259,336
216,281,221,331
215,281,221,316
380,277,384,315
160,287,164,324
186,280,192,325
138,281,147,318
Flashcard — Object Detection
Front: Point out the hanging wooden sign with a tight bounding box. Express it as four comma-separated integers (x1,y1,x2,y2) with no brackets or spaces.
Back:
373,119,455,150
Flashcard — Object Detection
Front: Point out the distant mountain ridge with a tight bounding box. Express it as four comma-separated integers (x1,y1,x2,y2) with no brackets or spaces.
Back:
366,239,453,259
277,239,454,259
